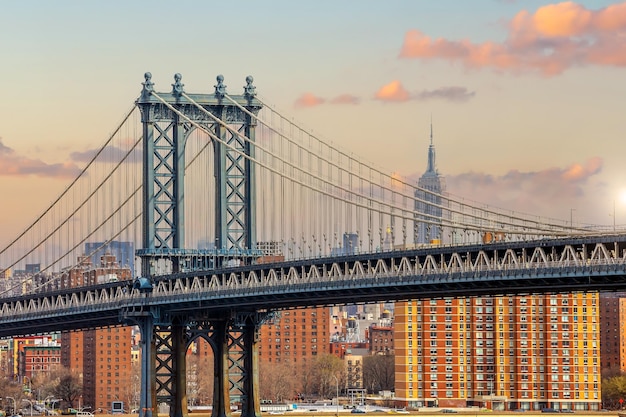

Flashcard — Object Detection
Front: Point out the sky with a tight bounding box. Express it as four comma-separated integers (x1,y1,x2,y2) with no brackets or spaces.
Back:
0,0,625,238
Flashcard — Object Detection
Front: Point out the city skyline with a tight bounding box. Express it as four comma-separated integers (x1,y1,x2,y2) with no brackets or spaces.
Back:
1,1,625,241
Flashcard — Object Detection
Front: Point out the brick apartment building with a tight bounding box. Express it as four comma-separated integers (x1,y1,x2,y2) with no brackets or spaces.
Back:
60,253,133,411
599,292,626,373
9,335,60,380
395,293,601,411
369,324,394,355
258,307,330,390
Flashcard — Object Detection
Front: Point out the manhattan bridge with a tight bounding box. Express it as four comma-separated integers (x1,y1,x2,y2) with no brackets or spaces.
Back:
0,73,625,417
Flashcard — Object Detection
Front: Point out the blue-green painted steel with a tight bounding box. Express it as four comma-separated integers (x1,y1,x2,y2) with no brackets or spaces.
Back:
135,73,263,417
136,73,262,274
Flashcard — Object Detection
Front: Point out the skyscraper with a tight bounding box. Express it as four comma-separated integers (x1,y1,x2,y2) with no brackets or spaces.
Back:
414,121,446,245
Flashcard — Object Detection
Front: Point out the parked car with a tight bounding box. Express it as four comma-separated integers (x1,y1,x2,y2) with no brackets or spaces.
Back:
351,409,366,414
560,410,574,413
442,410,458,414
541,408,559,413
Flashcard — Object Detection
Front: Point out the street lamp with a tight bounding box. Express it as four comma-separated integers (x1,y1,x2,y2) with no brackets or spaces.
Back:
332,375,339,417
7,397,16,416
22,399,33,417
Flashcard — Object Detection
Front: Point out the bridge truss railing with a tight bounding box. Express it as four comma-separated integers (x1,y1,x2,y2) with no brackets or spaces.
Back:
1,236,625,331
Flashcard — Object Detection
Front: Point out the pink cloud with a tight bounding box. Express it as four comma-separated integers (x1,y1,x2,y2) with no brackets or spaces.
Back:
374,80,411,102
561,157,602,181
400,1,626,76
431,157,605,221
0,138,81,178
70,144,142,163
330,94,361,105
294,93,325,108
416,86,476,102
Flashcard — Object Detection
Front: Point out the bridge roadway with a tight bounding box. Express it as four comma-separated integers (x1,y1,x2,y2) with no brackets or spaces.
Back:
1,233,626,338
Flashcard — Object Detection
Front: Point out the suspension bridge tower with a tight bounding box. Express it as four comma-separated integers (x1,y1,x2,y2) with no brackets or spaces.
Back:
125,73,267,417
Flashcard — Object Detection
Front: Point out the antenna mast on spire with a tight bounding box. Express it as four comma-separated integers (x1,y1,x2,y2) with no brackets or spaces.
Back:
430,114,433,145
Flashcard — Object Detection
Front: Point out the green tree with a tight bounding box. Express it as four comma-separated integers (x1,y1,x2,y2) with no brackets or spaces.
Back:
602,375,626,410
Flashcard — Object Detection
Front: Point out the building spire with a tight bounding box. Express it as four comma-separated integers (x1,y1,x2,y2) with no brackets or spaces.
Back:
425,116,437,174
430,114,433,146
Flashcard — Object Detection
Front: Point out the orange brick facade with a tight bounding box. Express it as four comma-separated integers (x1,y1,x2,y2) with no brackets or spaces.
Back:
258,307,330,379
395,294,601,411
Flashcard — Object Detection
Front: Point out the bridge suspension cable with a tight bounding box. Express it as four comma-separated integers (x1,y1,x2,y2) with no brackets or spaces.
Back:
0,105,144,295
145,88,603,262
1,78,616,297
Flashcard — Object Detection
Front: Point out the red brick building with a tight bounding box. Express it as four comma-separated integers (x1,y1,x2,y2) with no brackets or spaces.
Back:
599,292,626,373
60,254,132,411
10,335,60,380
368,324,394,355
330,341,369,359
258,307,330,383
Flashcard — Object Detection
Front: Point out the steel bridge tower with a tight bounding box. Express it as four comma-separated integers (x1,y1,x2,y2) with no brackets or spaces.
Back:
126,73,266,417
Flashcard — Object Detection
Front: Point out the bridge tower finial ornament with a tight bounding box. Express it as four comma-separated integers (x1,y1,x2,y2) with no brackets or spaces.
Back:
141,72,154,101
244,75,256,98
214,74,227,97
171,73,184,97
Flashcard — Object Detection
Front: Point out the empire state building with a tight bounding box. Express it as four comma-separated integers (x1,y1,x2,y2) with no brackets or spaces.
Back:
414,121,446,244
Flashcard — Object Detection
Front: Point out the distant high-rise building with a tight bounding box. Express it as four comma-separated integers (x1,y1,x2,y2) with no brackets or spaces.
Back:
414,121,446,245
84,241,134,275
25,264,40,274
343,233,359,255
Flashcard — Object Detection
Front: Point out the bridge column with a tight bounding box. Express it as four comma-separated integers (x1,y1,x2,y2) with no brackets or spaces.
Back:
240,317,261,417
211,319,232,417
230,312,267,417
171,323,188,417
123,311,158,417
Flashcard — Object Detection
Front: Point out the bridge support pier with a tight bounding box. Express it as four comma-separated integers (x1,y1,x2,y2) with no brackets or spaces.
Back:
171,323,188,417
122,305,267,417
240,316,261,417
121,308,159,417
230,312,267,417
211,319,232,417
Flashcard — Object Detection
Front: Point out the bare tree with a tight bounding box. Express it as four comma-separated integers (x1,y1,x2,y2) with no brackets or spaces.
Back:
187,352,213,406
0,378,27,414
54,368,83,409
310,354,345,400
120,358,141,411
259,360,298,403
363,354,394,394
299,360,317,401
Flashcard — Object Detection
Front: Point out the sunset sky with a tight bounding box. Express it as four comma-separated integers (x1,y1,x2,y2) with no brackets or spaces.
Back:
0,0,625,238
